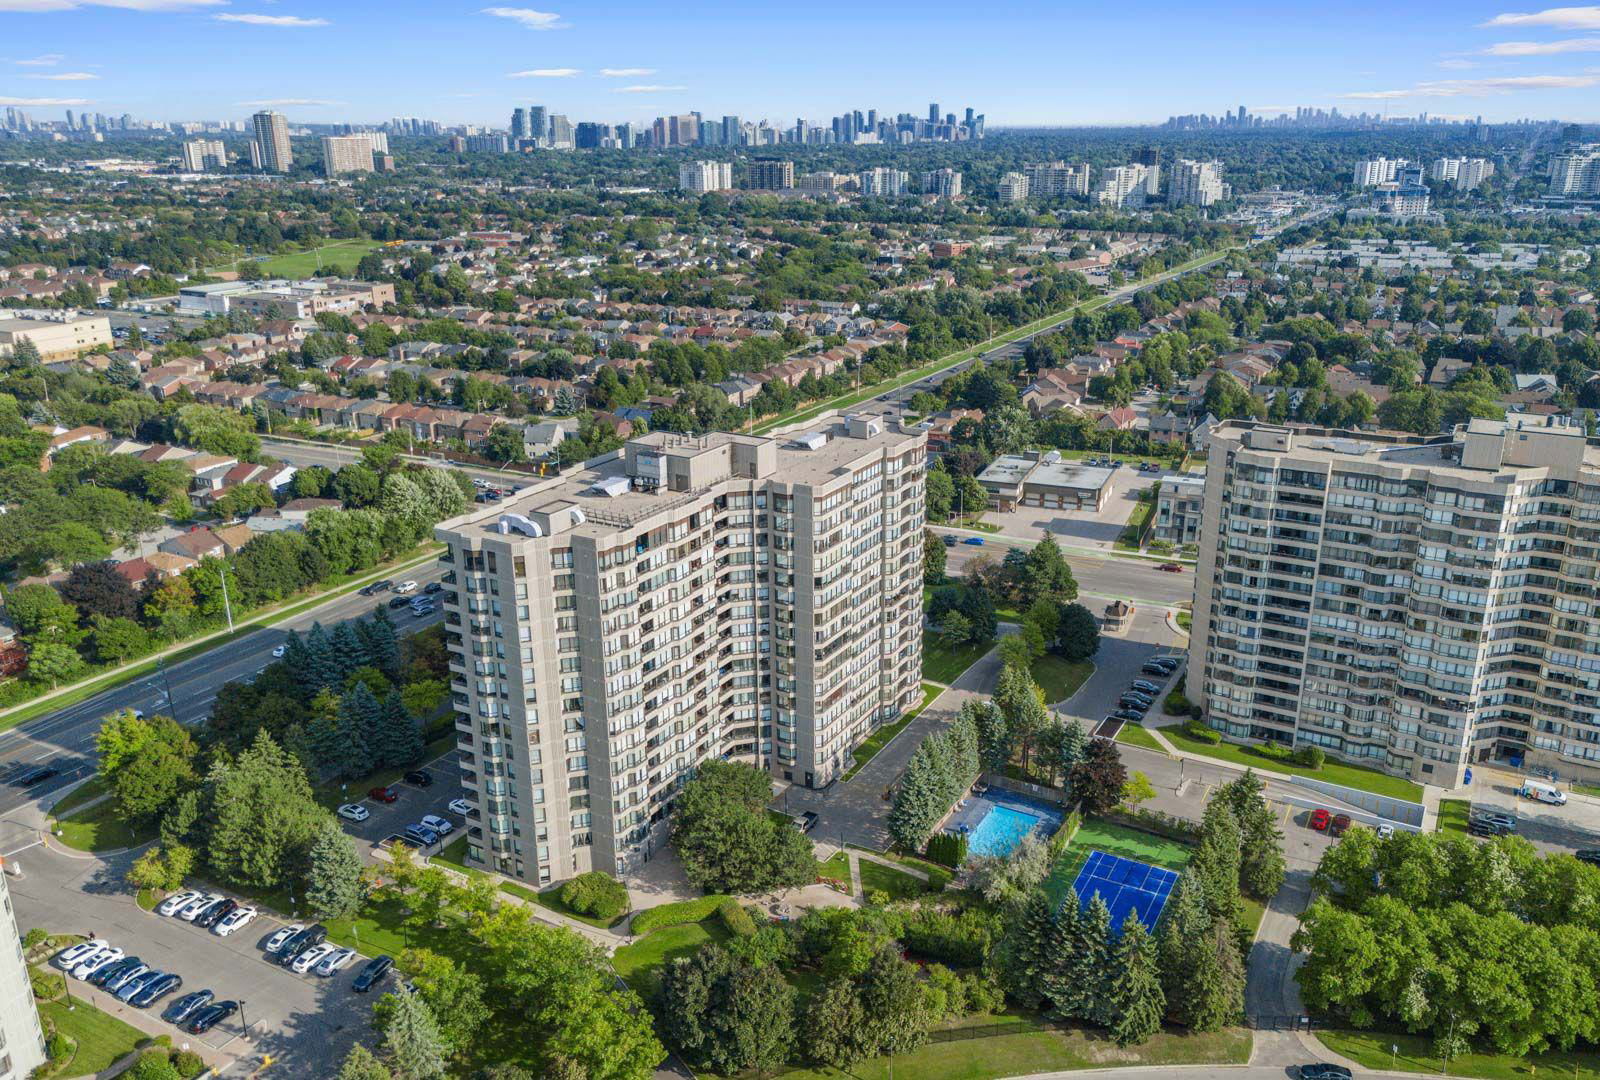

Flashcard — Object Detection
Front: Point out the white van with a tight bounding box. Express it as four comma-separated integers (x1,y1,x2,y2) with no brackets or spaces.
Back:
1520,780,1568,806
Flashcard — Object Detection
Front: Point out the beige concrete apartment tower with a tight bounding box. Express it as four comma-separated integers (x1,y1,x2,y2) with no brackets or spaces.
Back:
0,864,48,1080
434,417,925,886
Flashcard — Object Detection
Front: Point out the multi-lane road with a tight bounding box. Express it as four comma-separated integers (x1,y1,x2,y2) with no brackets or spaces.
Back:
0,562,447,817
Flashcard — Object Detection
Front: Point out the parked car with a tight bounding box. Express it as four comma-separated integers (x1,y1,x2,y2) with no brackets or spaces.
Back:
424,581,443,594
1329,814,1353,837
12,763,60,787
337,803,370,822
125,971,178,1007
368,786,399,803
942,535,956,546
1470,807,1517,831
352,954,394,993
1375,823,1395,840
156,889,203,916
186,1000,238,1035
178,893,223,922
271,644,287,658
1469,818,1513,838
1111,709,1144,723
404,824,440,847
1575,849,1600,867
54,940,109,969
418,814,454,836
214,906,257,937
193,898,238,930
1299,1066,1353,1080
104,962,152,993
403,770,433,788
116,969,164,1002
277,925,327,966
1159,563,1184,572
292,942,337,974
447,798,473,816
359,580,393,597
961,537,985,546
395,581,418,594
316,947,357,976
794,810,820,833
73,948,124,981
1118,693,1153,708
388,595,412,609
1130,679,1161,694
408,601,435,617
1309,808,1331,831
263,924,303,954
162,989,214,1025
87,956,140,987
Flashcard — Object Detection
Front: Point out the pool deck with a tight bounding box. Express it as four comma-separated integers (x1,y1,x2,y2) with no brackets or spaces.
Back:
942,787,1064,855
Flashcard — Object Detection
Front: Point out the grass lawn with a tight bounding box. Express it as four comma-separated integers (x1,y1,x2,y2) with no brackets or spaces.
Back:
252,239,381,278
1575,782,1600,799
53,798,153,853
924,634,992,684
318,889,478,966
859,858,936,900
848,845,956,890
1032,655,1094,704
1317,1029,1600,1079
1044,818,1194,908
843,683,941,781
612,921,731,1000
38,997,145,1078
431,833,485,879
1240,896,1267,939
1437,798,1471,835
1115,723,1167,754
819,850,852,892
1176,610,1192,633
1158,724,1425,802
314,729,455,810
1116,494,1157,551
780,1013,1250,1080
48,776,107,817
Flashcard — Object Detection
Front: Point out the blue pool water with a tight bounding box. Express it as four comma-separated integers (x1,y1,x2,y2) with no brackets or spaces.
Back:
968,803,1051,857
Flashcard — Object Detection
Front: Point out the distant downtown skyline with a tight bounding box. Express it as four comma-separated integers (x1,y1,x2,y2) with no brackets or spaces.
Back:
3,1,1600,126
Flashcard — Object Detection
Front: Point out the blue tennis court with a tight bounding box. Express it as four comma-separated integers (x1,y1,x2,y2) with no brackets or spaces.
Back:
1070,849,1180,933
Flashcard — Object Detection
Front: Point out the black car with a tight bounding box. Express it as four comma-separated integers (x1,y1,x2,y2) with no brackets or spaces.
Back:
403,770,433,788
423,581,443,594
1575,849,1600,867
186,1000,238,1035
942,535,956,546
352,954,394,993
162,989,214,1024
1119,693,1153,707
129,972,182,1008
388,595,412,609
88,957,142,988
1469,818,1512,838
1111,709,1144,723
359,580,393,597
194,897,237,930
277,924,328,965
13,763,61,787
1299,1066,1353,1080
1141,663,1178,677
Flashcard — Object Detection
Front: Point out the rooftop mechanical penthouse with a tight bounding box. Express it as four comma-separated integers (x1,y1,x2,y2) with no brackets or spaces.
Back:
1191,415,1600,789
434,415,926,886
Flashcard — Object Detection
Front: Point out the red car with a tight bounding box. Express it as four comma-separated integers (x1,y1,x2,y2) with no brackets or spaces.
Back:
1159,563,1184,572
367,786,399,804
1309,808,1331,831
1330,814,1353,837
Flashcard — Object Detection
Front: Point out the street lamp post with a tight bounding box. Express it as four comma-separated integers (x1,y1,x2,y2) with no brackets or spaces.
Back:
218,562,235,633
239,999,250,1039
156,657,177,717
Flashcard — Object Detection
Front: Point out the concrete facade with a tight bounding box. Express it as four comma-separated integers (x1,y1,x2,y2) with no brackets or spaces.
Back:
1190,416,1600,789
0,865,47,1080
434,415,926,886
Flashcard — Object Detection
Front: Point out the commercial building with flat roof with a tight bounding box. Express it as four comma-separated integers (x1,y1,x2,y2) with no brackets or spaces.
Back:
434,415,926,885
0,315,112,362
977,451,1112,511
1191,416,1600,789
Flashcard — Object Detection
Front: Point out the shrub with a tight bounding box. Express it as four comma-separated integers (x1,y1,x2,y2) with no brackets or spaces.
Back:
716,898,758,937
30,970,64,1001
867,889,892,907
1183,718,1222,744
630,895,731,936
1294,744,1326,769
128,1050,181,1080
963,970,1005,1014
899,907,998,968
558,871,630,921
1253,741,1293,762
1047,811,1082,858
46,1030,71,1062
22,927,48,950
1163,690,1193,716
925,832,968,868
172,1050,206,1078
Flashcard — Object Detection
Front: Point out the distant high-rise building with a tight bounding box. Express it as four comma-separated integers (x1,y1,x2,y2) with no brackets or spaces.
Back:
322,134,375,176
250,109,293,173
182,138,227,172
466,134,510,153
928,102,940,124
528,105,548,145
574,122,610,148
720,115,742,146
548,114,574,148
511,107,531,140
1549,145,1600,196
678,159,733,193
1167,159,1226,207
0,860,48,1079
1094,164,1150,208
1024,161,1092,198
1430,157,1495,191
1352,157,1407,188
997,171,1030,202
670,113,697,147
746,157,794,191
857,166,909,196
921,166,963,199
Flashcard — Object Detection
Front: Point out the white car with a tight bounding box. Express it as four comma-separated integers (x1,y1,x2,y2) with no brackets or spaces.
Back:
395,580,418,594
315,947,356,976
446,798,473,816
157,890,203,917
291,942,336,974
418,814,454,836
264,924,304,954
73,947,124,980
214,906,257,937
54,939,109,969
177,893,223,922
337,803,371,823
271,644,287,658
1375,823,1395,840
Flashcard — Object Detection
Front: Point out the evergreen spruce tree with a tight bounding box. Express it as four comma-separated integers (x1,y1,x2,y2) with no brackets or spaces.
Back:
1194,801,1246,930
335,683,381,779
1157,876,1210,1026
306,819,366,919
331,621,366,681
887,746,941,851
1186,914,1246,1032
1078,893,1117,1027
1000,887,1056,1009
974,700,1011,773
304,711,346,779
1056,717,1087,793
1107,919,1166,1047
282,628,311,673
303,622,340,692
1041,888,1085,1019
381,987,448,1080
377,690,424,768
362,607,402,678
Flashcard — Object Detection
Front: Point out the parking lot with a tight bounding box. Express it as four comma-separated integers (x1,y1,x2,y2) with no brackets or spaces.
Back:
1451,765,1600,856
333,747,471,856
980,460,1170,551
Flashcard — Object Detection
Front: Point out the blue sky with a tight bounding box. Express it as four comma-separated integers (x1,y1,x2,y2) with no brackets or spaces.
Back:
2,1,1599,127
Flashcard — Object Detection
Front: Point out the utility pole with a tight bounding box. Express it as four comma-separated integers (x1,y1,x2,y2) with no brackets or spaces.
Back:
218,561,235,632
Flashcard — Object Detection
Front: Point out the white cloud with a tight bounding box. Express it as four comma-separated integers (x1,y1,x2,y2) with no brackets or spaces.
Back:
480,6,564,29
25,71,97,79
612,84,685,93
236,97,342,106
0,95,91,105
1345,73,1600,98
1482,5,1600,28
507,67,579,77
14,54,65,66
0,0,223,9
599,67,654,77
1436,57,1479,68
215,13,330,25
1484,35,1600,53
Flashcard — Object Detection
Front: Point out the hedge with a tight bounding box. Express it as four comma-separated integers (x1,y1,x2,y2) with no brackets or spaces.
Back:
926,832,968,868
1048,810,1083,858
558,870,630,921
717,898,758,937
1183,718,1222,744
630,894,733,936
1104,806,1203,842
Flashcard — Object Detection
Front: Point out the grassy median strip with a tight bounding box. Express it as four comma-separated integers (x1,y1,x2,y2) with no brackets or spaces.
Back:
1115,723,1168,754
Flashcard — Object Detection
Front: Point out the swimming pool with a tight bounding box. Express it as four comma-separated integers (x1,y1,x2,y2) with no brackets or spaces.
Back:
967,800,1055,857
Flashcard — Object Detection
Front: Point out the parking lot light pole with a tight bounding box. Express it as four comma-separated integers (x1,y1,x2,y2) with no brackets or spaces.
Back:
239,999,250,1039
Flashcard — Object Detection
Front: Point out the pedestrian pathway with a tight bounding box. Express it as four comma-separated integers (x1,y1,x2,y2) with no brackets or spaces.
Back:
853,847,929,881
